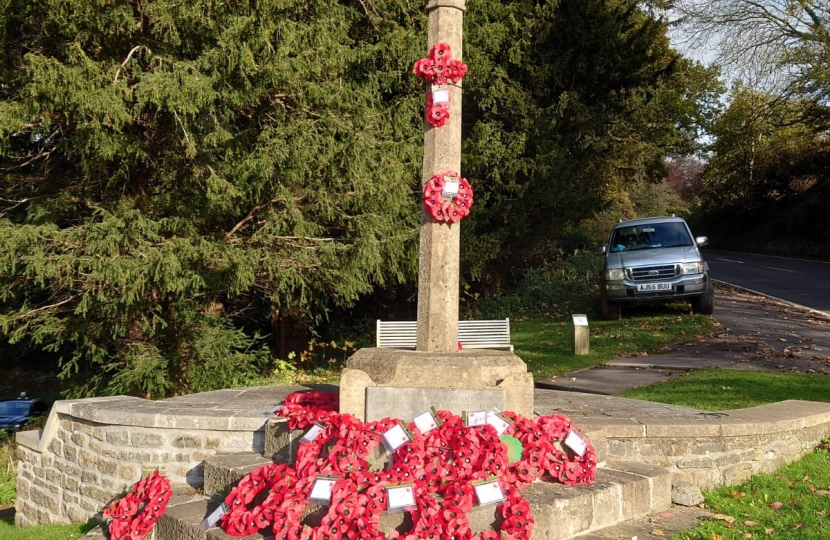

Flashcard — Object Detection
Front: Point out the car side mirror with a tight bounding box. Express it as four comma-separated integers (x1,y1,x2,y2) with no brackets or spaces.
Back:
695,236,708,248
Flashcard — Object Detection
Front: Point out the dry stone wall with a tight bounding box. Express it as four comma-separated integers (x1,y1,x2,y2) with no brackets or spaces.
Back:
13,388,288,527
599,401,830,490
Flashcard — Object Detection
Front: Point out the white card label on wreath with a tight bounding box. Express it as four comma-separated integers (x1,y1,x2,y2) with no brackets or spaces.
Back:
442,179,460,197
572,314,589,326
382,423,411,452
486,411,512,436
465,410,487,427
301,423,325,443
431,86,450,105
564,429,588,457
386,483,416,510
201,501,229,530
473,479,506,506
265,402,284,414
413,409,439,435
308,475,338,504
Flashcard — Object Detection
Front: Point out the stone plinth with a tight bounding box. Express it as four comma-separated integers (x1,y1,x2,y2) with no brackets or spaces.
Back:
339,348,534,421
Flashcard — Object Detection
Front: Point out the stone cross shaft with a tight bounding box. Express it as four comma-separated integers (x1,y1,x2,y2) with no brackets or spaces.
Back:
416,0,466,352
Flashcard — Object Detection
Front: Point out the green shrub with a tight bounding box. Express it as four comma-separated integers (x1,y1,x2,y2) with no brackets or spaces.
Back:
465,250,603,319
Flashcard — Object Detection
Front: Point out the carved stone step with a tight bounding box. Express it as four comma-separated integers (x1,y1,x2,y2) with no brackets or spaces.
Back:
153,460,670,540
203,453,274,498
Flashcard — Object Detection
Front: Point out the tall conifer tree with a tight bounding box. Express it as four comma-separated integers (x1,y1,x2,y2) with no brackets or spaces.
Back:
0,0,424,396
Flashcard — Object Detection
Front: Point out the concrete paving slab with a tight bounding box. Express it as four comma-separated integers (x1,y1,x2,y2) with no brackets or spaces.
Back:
607,355,765,371
532,389,707,420
537,367,677,395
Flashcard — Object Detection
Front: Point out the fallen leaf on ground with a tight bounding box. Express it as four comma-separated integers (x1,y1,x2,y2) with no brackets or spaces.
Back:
815,490,830,496
712,533,727,540
711,513,736,523
769,501,783,509
729,491,746,498
650,528,665,536
657,511,672,518
744,520,757,526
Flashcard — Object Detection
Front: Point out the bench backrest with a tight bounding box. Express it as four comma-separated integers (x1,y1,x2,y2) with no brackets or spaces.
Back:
376,319,513,351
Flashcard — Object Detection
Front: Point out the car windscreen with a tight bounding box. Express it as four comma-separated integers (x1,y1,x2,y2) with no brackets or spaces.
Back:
609,222,693,252
0,401,32,416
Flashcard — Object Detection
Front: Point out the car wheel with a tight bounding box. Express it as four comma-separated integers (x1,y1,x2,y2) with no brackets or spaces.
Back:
691,281,715,315
601,287,622,320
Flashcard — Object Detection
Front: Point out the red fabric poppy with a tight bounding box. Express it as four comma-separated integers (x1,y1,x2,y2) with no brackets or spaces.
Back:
102,472,172,540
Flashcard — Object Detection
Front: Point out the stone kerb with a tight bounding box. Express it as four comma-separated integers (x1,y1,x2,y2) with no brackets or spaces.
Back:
590,400,830,490
14,387,291,527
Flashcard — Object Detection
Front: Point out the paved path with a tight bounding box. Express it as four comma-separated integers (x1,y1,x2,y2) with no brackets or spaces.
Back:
538,284,830,394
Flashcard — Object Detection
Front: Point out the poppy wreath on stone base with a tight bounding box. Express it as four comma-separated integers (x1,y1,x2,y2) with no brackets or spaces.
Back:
422,171,473,224
101,470,172,540
252,391,597,540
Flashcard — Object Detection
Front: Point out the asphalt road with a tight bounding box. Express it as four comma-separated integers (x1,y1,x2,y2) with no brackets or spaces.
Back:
703,249,830,315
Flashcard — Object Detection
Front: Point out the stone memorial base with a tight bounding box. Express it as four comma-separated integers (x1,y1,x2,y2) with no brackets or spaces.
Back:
339,348,534,421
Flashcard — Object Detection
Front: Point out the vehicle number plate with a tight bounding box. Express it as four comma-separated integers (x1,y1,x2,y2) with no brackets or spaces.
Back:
637,282,672,292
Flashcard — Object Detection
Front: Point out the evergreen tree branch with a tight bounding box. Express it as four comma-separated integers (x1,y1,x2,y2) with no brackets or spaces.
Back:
113,45,149,83
12,295,77,322
226,199,278,238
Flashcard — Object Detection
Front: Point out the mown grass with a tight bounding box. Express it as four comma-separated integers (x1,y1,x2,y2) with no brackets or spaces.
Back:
514,309,716,382
672,447,830,540
619,369,830,411
0,517,91,540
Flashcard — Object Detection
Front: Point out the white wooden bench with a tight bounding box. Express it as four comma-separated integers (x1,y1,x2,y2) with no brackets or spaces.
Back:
376,319,513,351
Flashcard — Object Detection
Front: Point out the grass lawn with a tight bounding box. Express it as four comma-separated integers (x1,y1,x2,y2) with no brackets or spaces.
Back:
513,309,716,381
619,369,830,411
672,447,830,540
0,517,90,540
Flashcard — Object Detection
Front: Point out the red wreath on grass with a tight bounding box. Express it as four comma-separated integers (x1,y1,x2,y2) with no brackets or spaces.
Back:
101,470,172,540
422,171,473,224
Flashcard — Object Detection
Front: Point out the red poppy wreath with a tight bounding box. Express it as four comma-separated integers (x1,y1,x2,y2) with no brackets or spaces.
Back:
101,470,172,540
422,171,473,224
413,42,468,128
258,391,597,540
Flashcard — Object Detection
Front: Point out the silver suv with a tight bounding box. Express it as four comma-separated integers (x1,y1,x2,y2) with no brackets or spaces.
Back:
600,216,714,319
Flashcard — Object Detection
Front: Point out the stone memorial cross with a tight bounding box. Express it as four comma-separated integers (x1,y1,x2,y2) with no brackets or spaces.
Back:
416,0,467,352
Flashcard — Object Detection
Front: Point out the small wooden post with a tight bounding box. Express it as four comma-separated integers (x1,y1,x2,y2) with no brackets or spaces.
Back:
572,314,589,355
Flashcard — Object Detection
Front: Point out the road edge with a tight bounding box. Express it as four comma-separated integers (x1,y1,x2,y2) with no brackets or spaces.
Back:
713,279,830,322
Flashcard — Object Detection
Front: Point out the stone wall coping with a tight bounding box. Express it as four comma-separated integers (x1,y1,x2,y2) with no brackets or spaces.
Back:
16,386,312,455
591,400,830,439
